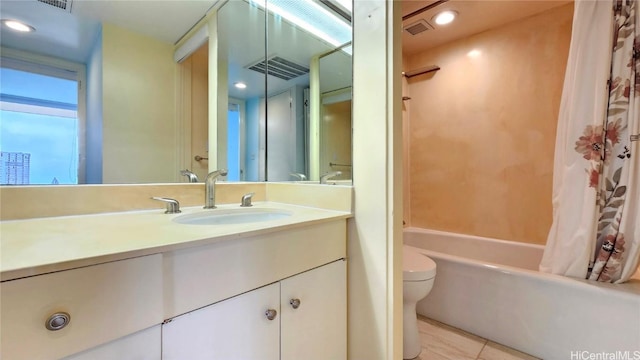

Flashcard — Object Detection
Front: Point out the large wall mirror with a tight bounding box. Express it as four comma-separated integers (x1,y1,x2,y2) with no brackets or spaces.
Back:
0,0,352,185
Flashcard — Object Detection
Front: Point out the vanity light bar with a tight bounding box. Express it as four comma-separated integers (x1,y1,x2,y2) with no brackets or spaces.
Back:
251,0,351,48
318,0,351,23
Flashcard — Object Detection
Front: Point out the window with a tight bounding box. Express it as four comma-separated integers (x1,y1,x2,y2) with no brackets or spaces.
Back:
0,52,85,185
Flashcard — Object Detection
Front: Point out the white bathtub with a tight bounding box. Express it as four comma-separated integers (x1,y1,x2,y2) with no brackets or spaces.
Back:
404,227,640,359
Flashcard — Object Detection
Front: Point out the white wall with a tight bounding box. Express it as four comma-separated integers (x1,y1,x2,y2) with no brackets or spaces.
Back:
85,27,103,184
349,1,403,359
291,85,307,176
245,98,261,181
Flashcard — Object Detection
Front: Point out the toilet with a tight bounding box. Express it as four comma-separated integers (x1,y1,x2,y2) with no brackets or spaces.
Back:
403,245,437,359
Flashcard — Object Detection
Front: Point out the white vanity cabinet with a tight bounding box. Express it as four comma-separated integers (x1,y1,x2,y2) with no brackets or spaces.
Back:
1,216,348,360
162,220,347,319
61,325,161,360
0,255,163,360
162,282,281,360
280,259,346,360
162,259,346,360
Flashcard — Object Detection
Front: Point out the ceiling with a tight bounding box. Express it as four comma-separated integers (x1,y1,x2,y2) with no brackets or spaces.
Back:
0,0,351,102
1,0,573,62
401,0,571,56
0,0,217,62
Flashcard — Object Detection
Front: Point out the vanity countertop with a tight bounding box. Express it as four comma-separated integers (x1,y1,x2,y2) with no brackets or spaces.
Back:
0,202,352,281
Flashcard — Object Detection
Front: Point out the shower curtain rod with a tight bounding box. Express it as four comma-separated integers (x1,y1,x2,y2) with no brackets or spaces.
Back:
402,65,440,78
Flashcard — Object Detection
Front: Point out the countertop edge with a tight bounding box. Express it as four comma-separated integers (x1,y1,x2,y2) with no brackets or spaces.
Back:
1,211,352,282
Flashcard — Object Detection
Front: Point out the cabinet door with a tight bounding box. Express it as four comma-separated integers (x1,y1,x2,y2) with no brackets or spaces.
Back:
1,255,162,360
62,325,161,360
280,260,346,360
162,282,280,360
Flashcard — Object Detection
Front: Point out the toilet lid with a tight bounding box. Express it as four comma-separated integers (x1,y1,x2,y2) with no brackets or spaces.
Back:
403,246,436,281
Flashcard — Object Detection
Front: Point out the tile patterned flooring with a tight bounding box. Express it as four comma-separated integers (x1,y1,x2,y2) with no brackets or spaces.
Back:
416,316,540,360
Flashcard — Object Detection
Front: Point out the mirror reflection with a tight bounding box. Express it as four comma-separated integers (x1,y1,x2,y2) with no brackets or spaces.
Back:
212,0,352,182
0,1,213,185
0,0,353,185
318,45,352,182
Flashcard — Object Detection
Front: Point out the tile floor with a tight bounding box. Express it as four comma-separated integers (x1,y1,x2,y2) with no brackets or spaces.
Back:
416,316,540,360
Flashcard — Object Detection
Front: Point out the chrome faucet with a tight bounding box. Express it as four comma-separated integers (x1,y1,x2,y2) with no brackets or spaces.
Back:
320,171,342,184
204,169,228,209
289,172,307,181
240,192,254,207
151,197,181,214
180,169,199,183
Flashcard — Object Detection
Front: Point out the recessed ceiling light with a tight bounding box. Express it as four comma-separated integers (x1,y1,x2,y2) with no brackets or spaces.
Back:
2,19,35,33
234,82,247,89
433,11,457,26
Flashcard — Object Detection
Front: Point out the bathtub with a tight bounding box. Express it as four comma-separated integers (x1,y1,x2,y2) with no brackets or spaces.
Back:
404,227,640,359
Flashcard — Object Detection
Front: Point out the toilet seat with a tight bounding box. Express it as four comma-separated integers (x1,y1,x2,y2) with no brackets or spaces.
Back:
403,246,436,281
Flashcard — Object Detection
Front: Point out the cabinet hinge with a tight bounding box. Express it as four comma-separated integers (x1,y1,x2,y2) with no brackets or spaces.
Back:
162,318,173,325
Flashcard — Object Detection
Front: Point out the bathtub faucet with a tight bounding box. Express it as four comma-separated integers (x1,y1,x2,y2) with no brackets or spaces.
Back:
204,169,228,209
180,169,199,183
320,171,342,184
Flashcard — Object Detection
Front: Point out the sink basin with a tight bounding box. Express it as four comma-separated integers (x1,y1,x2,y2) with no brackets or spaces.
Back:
173,208,293,225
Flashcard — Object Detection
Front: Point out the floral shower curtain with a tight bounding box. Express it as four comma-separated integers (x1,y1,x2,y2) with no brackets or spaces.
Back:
540,0,640,283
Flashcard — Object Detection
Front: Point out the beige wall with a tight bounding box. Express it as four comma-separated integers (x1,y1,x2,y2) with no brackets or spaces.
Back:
189,44,210,181
102,24,177,183
320,100,352,180
404,4,573,244
0,182,354,221
402,56,411,227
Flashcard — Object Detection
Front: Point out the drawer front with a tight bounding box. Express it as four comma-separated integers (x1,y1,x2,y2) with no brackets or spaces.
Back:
1,254,163,360
164,220,346,318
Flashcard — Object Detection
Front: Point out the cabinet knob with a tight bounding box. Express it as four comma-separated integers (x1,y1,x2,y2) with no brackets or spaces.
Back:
265,309,277,320
45,312,71,331
289,298,301,309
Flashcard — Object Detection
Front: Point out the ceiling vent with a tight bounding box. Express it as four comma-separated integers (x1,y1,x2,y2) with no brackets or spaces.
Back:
246,56,309,81
403,19,433,36
37,0,73,13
